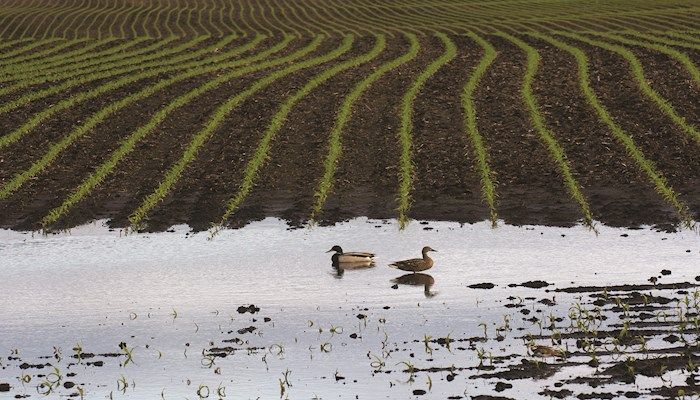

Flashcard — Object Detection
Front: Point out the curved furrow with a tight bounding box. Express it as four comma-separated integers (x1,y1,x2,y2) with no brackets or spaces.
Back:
0,35,269,200
7,1,46,38
82,0,111,38
211,36,387,233
0,36,196,107
396,32,456,228
4,0,47,38
304,4,347,37
0,1,35,37
0,38,89,71
61,0,94,39
281,0,316,37
224,0,244,36
162,0,179,38
0,35,246,149
47,0,88,39
235,0,255,37
0,38,63,64
530,31,694,228
94,0,121,39
657,30,700,44
40,35,314,228
113,1,135,38
247,0,273,37
153,0,172,37
590,31,699,86
209,0,224,37
461,32,499,227
17,0,52,38
0,37,146,82
260,0,289,37
142,0,163,39
322,3,388,36
313,4,362,37
310,34,420,221
252,0,276,36
622,31,700,51
127,36,356,230
346,4,422,35
497,31,594,229
557,31,700,146
0,38,34,53
182,1,196,37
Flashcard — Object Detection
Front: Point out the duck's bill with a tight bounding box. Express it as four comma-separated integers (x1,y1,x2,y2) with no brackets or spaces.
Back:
325,249,334,253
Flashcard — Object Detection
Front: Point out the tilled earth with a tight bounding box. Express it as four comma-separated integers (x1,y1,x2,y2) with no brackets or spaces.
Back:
0,33,698,232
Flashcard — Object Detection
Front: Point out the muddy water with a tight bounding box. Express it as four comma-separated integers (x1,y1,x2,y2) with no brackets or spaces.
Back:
0,218,698,399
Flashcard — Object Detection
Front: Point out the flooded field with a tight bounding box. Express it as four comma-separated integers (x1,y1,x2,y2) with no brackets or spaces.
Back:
0,218,698,399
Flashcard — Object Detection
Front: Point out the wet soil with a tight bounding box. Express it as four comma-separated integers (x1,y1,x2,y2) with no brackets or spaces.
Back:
524,35,683,229
569,41,700,220
0,34,698,232
472,35,582,227
54,36,324,231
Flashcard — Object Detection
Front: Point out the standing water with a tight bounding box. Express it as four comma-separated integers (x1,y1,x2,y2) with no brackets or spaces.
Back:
0,218,698,399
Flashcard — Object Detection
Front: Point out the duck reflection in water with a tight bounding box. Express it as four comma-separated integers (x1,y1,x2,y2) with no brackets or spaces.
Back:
392,273,437,298
331,262,375,278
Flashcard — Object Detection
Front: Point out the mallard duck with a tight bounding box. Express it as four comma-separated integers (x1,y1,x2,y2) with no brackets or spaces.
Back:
389,246,436,273
326,245,375,264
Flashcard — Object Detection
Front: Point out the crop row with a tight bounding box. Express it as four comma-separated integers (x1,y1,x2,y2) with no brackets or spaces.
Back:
0,0,698,38
0,30,698,231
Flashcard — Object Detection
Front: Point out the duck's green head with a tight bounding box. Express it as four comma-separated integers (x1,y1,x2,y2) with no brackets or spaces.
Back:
326,245,343,254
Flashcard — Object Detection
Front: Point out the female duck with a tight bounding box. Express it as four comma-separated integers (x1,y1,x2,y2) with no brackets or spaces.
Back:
326,245,375,264
389,246,437,273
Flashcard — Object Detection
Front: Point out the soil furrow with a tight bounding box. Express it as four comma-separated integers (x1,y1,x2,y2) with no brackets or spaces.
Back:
51,37,339,231
148,37,380,232
317,35,433,225
573,41,700,221
409,35,488,224
473,35,581,227
525,35,681,228
205,35,403,229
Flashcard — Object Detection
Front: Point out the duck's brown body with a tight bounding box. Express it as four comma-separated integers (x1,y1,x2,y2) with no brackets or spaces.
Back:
389,246,436,273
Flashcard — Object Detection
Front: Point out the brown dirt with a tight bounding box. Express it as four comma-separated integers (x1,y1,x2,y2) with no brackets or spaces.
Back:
525,35,682,229
52,36,325,231
0,34,698,232
571,41,700,221
472,35,582,227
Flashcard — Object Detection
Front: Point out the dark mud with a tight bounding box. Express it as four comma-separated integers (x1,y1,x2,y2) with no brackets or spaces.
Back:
0,34,698,232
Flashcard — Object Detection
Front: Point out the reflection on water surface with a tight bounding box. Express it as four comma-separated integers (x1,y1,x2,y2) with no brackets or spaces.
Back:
1,218,698,398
